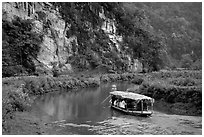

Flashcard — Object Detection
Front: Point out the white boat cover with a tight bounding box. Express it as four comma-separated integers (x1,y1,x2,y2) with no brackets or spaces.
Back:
110,91,154,102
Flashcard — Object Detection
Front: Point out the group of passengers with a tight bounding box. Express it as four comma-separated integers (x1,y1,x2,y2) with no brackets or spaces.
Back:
110,85,149,111
113,99,127,109
111,95,148,111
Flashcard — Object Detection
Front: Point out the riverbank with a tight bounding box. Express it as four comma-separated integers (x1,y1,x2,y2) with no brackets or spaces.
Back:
2,70,202,134
139,70,202,116
2,72,137,134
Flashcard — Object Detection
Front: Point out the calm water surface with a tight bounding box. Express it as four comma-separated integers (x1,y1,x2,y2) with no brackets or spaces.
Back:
32,82,132,124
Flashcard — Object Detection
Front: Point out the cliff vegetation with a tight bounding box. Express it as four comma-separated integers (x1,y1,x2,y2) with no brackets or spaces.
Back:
3,2,201,77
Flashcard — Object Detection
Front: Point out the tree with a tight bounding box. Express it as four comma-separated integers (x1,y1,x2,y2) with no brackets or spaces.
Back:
132,2,202,67
180,54,193,68
110,3,165,71
52,2,165,72
2,16,43,77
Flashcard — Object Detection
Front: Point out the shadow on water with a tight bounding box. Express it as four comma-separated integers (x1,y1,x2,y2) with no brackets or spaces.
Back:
31,82,135,124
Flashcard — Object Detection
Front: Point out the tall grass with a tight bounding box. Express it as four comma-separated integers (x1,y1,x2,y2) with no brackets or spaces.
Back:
138,70,202,115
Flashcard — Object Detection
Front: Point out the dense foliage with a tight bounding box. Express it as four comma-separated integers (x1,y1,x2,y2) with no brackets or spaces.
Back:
2,2,201,77
2,15,43,77
138,70,202,115
132,3,202,68
52,2,165,72
53,2,202,71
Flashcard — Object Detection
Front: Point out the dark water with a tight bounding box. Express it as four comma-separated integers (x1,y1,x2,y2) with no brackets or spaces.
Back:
32,82,131,123
31,82,202,135
31,82,135,134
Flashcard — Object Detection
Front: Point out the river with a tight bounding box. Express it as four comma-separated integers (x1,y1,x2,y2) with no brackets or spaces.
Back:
31,82,202,135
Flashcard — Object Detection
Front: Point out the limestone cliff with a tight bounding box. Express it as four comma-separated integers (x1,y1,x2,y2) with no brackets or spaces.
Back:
2,2,143,75
3,2,76,74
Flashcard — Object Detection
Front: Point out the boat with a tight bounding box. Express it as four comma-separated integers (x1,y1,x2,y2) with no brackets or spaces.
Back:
110,90,154,117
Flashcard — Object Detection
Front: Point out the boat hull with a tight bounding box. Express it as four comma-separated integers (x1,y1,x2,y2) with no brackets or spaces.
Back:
111,105,153,117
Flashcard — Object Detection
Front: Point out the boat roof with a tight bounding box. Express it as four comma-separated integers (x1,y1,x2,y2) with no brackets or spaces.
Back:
110,91,153,101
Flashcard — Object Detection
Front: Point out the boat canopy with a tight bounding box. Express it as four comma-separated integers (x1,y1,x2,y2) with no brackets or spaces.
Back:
110,91,154,102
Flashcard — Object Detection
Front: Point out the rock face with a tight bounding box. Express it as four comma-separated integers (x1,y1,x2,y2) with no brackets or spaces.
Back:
2,2,143,74
32,10,76,73
3,2,74,73
130,59,143,73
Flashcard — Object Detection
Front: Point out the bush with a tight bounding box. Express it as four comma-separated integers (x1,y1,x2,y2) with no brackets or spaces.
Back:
70,55,90,71
2,83,32,133
86,51,102,69
23,76,57,95
2,66,27,77
139,79,202,115
139,80,201,103
131,76,144,85
2,16,43,77
164,86,179,103
150,70,202,80
87,78,100,87
2,89,31,125
139,80,167,99
8,91,30,112
169,78,198,86
191,59,202,70
100,74,110,82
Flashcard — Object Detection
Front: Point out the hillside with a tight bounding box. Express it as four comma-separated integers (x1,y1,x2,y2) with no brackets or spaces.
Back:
2,2,202,77
132,3,202,66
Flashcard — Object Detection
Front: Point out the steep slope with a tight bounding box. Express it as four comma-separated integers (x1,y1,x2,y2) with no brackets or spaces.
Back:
2,2,145,77
132,3,202,66
3,2,200,77
2,2,75,76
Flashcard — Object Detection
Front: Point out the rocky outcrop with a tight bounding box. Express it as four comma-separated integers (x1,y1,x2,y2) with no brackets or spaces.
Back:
2,2,143,74
32,10,76,73
3,2,75,74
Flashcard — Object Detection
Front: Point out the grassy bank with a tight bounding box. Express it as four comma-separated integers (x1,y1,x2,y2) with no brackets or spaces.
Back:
137,70,202,116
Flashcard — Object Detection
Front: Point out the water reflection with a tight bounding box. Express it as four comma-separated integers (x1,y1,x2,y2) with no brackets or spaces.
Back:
31,82,202,135
31,82,135,124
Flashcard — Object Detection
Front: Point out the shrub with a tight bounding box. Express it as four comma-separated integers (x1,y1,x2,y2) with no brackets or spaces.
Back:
191,59,202,70
70,55,90,71
7,91,30,112
169,78,198,86
87,78,100,87
2,16,43,77
139,79,202,113
131,76,144,85
86,51,102,69
2,65,27,77
150,70,202,80
164,86,179,103
101,74,110,82
139,81,155,97
2,84,32,133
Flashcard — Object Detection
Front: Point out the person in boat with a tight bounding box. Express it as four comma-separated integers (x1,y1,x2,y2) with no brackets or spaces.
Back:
111,85,118,106
136,101,142,111
111,84,117,91
117,99,120,107
112,95,116,105
127,100,137,111
114,99,117,106
143,100,148,111
119,99,127,109
113,98,119,107
122,100,127,109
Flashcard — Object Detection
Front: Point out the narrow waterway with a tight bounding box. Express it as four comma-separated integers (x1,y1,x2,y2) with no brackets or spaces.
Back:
31,82,202,135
